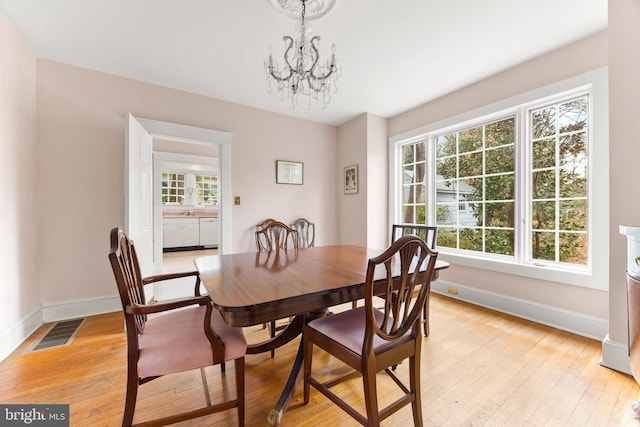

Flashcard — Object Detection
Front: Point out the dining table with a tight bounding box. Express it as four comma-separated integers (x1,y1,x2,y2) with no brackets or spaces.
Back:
194,244,449,426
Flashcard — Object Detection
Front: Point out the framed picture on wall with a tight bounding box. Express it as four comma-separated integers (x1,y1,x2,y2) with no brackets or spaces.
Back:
276,160,303,185
344,164,358,194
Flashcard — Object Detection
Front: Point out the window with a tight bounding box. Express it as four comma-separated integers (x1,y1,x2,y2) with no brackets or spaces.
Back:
530,96,588,265
161,172,218,206
195,174,218,206
401,143,426,224
389,68,608,289
435,117,516,257
161,173,185,204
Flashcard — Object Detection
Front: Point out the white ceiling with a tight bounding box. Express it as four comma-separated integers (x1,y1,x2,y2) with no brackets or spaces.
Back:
0,0,607,126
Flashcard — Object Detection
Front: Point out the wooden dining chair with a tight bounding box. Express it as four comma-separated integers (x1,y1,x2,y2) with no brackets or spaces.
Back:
109,227,246,427
255,220,299,356
391,224,438,336
290,218,315,248
303,235,438,426
255,219,299,252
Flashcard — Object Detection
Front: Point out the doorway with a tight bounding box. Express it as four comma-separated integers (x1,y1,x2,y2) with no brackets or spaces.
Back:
154,151,220,275
126,115,232,284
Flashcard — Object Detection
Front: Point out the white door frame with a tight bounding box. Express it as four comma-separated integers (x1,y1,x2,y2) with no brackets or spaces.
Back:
132,117,233,273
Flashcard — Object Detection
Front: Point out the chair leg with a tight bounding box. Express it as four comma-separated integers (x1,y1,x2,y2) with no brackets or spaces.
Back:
303,332,313,404
235,358,245,427
200,368,212,407
362,363,380,427
122,371,138,427
409,354,423,426
352,300,358,309
423,295,430,337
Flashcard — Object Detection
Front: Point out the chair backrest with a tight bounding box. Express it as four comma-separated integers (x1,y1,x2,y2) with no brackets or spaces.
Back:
255,218,278,251
291,218,315,248
391,224,437,248
108,227,147,334
255,220,299,252
363,235,438,353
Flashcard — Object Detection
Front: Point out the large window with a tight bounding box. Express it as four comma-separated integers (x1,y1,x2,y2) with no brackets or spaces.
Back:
435,117,516,257
390,68,608,289
530,96,588,265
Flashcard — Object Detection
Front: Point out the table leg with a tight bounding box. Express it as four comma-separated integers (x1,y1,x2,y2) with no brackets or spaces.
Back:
266,309,328,426
246,315,305,355
267,337,304,426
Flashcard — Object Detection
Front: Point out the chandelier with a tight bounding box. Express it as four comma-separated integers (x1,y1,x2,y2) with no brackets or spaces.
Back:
264,0,341,108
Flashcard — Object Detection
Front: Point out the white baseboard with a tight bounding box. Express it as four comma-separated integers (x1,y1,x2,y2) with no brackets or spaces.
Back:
0,295,121,363
41,295,121,323
432,279,609,340
600,334,631,375
0,307,42,362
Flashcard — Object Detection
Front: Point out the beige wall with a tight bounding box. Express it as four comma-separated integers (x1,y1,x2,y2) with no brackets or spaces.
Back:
0,11,38,355
336,113,389,249
608,0,640,356
365,114,389,249
337,114,368,246
388,32,609,320
34,60,339,305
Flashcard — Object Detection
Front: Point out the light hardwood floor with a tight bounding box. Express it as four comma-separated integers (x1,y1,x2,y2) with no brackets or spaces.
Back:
1,293,639,426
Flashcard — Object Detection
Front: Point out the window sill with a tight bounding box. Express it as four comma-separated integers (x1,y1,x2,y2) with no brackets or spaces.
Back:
438,250,606,291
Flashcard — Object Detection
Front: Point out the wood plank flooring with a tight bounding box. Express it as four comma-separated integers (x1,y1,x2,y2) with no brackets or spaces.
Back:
1,294,639,426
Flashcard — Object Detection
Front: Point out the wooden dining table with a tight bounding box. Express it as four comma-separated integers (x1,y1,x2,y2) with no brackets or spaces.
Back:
194,244,449,426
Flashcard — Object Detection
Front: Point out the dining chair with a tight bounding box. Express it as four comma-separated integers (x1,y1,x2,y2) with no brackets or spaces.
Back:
109,227,246,427
303,235,438,426
255,220,299,356
255,219,299,252
255,218,276,251
290,218,315,248
391,224,438,336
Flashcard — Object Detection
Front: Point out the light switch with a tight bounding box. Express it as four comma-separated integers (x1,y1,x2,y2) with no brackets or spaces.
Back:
234,196,241,205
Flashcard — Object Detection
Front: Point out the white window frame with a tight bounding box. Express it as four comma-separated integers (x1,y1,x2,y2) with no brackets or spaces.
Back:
161,172,185,205
389,67,609,290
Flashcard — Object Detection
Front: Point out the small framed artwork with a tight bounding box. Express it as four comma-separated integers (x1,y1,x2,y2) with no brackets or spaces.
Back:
276,160,303,185
344,164,358,194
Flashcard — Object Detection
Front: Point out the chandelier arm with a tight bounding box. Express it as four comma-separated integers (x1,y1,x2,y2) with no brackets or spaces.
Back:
268,36,296,82
307,36,335,81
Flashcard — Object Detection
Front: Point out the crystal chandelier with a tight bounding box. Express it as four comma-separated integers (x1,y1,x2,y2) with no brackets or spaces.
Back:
265,0,341,108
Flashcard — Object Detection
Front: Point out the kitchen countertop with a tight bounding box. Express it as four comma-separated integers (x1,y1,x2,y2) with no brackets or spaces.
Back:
162,211,218,218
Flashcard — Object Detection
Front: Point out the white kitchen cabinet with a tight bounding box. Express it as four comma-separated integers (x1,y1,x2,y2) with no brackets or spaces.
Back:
162,217,200,248
199,217,218,248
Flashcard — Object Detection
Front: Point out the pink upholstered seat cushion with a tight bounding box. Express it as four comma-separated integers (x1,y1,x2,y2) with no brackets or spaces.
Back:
138,305,246,378
307,307,401,356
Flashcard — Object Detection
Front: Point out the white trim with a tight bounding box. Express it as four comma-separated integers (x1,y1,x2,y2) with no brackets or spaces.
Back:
0,307,42,362
600,335,631,375
41,295,121,323
432,279,608,340
131,116,233,266
136,118,232,146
